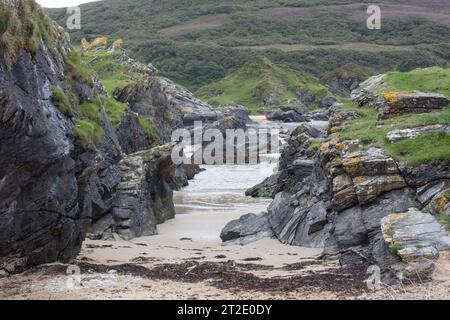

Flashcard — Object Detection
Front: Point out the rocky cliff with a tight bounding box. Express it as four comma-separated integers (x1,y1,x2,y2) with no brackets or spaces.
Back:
226,72,450,283
0,0,225,273
0,0,122,272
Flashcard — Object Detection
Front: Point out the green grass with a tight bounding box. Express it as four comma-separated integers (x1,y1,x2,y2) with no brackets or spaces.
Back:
138,116,157,141
65,50,93,86
73,119,104,148
338,99,450,167
0,0,65,64
196,56,329,113
438,214,450,231
81,49,143,96
50,86,72,117
391,243,403,256
103,97,127,127
381,67,450,97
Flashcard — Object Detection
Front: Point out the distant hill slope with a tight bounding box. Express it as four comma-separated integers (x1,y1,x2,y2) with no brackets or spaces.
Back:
196,56,330,112
47,0,450,91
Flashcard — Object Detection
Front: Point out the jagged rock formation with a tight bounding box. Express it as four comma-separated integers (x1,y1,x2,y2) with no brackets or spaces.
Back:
0,0,212,272
230,74,450,283
0,0,122,272
351,75,450,121
89,144,186,240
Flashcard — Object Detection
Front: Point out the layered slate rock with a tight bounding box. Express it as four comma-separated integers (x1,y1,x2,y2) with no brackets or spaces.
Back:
387,125,450,143
220,212,274,245
381,209,450,280
89,144,184,240
378,92,449,120
340,148,406,205
0,0,122,272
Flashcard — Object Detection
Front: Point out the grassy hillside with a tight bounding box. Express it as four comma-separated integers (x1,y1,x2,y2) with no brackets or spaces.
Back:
337,67,450,167
196,56,329,112
47,0,450,91
369,67,450,97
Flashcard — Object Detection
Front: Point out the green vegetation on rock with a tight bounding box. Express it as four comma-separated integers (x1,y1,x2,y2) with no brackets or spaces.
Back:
81,49,142,95
339,101,450,167
138,116,157,141
371,67,450,97
196,56,329,113
50,86,72,116
391,243,403,256
438,214,450,231
73,118,104,148
65,50,93,86
0,0,64,64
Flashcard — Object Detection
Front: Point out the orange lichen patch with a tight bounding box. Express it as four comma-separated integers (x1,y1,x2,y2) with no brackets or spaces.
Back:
382,92,416,103
329,126,341,134
336,143,346,151
436,190,450,212
342,157,362,176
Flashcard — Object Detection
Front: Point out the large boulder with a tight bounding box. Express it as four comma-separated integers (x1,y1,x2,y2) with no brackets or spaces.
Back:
266,109,308,123
220,212,274,245
381,209,450,280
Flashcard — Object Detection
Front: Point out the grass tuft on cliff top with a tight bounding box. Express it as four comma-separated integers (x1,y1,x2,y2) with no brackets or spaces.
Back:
81,49,143,96
0,0,65,64
196,56,330,114
371,67,450,98
338,100,450,167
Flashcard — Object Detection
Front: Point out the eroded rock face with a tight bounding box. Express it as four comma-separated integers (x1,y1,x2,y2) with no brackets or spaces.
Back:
0,3,122,272
381,209,450,280
89,144,189,241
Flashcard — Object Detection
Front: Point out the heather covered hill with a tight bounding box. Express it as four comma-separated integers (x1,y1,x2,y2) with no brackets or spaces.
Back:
47,0,450,91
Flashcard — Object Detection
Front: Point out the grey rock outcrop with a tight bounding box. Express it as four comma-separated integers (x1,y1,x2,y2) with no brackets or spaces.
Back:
0,1,122,272
387,125,450,143
381,209,450,280
220,212,274,245
266,109,308,123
